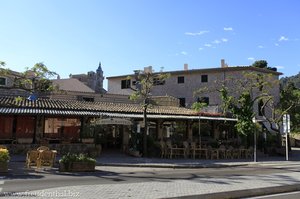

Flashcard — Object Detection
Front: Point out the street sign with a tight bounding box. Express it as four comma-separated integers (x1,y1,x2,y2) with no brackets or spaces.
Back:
283,114,290,161
283,114,290,133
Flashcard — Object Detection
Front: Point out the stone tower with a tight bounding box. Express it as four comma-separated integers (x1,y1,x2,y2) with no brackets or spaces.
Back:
95,62,105,93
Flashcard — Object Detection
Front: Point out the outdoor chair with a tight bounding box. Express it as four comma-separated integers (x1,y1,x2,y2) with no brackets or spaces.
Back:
246,147,254,159
37,150,55,168
26,150,39,168
226,146,234,159
37,146,50,151
239,146,247,158
159,141,166,158
218,145,226,159
190,142,200,159
208,146,219,159
182,141,190,158
166,141,185,159
232,148,240,159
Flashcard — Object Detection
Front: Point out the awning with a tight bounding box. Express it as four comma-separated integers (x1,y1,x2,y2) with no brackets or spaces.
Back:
0,107,237,121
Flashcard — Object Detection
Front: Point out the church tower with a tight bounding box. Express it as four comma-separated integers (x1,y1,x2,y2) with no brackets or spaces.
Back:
95,62,105,93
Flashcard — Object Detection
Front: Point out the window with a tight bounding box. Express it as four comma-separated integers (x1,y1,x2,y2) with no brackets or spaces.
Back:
82,97,94,102
177,76,184,84
121,79,131,89
179,98,186,107
0,116,13,139
16,116,35,138
201,75,208,83
44,117,80,140
153,78,165,86
0,77,6,86
197,97,209,105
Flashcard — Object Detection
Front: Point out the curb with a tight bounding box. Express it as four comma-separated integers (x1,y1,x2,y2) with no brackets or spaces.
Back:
169,184,300,199
96,163,250,169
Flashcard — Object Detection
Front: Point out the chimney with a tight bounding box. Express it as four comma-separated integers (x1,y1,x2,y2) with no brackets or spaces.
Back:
184,63,188,70
144,66,153,73
221,59,228,68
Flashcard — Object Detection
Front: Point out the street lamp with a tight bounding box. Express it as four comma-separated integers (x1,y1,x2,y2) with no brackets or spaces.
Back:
198,114,201,148
252,117,257,162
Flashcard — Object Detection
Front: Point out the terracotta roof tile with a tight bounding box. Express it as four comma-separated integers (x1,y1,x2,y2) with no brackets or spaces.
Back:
0,97,197,116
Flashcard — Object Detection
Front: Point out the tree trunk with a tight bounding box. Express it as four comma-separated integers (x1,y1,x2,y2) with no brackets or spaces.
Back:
143,107,148,157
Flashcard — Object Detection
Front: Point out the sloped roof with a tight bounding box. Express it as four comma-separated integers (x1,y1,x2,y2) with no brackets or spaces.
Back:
52,78,95,93
0,96,195,115
107,66,282,79
0,97,229,120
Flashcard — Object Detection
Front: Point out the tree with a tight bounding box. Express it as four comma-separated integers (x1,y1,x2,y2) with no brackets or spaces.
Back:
129,68,170,157
195,71,278,137
0,62,58,98
252,60,268,68
252,60,277,72
191,101,207,146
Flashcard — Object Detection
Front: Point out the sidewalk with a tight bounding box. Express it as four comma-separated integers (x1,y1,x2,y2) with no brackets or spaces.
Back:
4,148,300,199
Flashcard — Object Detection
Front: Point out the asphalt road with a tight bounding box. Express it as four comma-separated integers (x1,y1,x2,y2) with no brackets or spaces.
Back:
2,163,300,194
245,191,300,199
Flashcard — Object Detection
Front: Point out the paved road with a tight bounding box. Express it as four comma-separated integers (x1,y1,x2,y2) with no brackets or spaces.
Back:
2,162,300,198
246,191,300,199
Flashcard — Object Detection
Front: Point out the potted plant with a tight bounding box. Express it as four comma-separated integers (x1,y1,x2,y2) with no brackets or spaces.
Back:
59,153,96,172
0,148,10,173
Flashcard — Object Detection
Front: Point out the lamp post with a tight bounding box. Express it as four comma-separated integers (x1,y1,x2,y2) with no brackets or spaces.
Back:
198,114,201,148
252,117,257,162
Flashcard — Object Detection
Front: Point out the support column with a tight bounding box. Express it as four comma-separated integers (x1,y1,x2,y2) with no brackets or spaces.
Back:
213,121,219,140
157,119,164,141
187,120,193,141
122,126,129,153
35,115,44,144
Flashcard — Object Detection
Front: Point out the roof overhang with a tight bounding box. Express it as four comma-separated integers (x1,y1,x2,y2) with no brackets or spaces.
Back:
0,107,237,121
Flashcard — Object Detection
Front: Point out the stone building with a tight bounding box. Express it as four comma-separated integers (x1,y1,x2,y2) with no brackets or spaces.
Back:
70,62,106,94
106,60,282,115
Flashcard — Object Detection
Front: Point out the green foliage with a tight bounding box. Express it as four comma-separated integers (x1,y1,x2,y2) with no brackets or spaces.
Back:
81,124,95,138
280,82,300,132
227,91,256,136
281,72,300,90
219,72,276,136
1,61,58,94
191,101,207,112
251,60,277,71
128,68,170,157
252,60,268,68
59,153,96,164
0,148,10,163
0,61,5,67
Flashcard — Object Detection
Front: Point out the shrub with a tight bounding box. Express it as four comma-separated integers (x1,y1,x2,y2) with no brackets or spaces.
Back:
0,148,10,163
59,153,96,164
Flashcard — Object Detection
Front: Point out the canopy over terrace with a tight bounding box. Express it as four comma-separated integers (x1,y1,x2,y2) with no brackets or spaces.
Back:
0,97,237,149
0,96,237,120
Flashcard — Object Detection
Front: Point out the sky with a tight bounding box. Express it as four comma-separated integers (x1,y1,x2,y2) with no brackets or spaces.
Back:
1,0,300,89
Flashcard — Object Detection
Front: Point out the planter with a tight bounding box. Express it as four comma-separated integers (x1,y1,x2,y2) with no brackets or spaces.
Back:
129,150,141,157
82,138,94,144
0,162,8,173
59,162,96,172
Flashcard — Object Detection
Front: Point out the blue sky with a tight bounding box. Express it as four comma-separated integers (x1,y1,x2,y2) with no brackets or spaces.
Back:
1,0,300,89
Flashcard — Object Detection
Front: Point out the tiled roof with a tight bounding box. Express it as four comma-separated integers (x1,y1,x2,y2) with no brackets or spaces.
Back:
52,78,95,93
0,96,197,116
107,66,282,79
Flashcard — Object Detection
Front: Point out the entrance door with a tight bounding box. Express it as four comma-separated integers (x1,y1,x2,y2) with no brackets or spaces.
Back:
95,125,122,151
